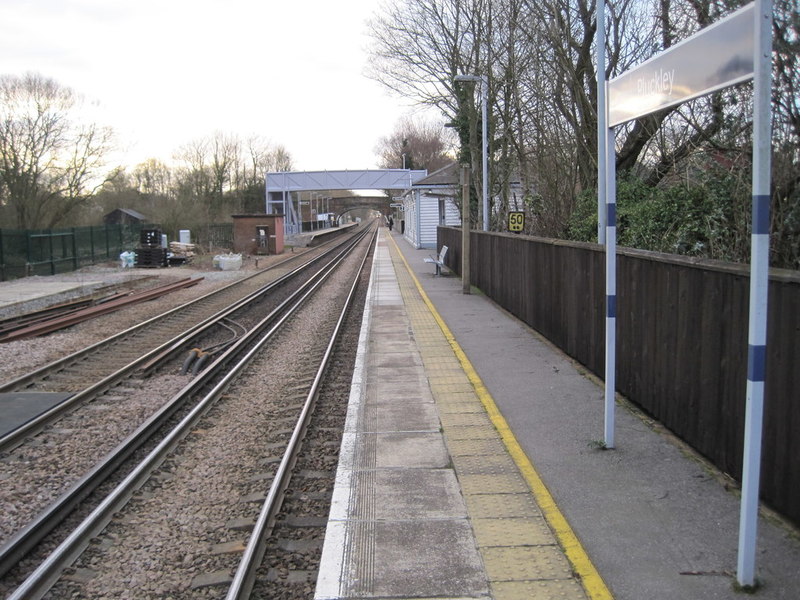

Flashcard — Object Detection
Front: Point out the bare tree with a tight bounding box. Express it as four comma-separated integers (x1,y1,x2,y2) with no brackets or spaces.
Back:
374,115,455,171
174,133,295,219
173,137,216,221
367,0,482,112
367,0,491,219
232,137,295,213
133,159,173,198
0,73,113,229
366,0,791,241
235,136,294,190
209,132,240,211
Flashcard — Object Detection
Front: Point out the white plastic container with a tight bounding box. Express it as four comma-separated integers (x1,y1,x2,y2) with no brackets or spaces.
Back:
179,230,191,244
215,253,242,271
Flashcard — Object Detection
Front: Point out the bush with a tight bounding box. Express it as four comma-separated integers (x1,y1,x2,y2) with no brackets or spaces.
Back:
566,173,755,265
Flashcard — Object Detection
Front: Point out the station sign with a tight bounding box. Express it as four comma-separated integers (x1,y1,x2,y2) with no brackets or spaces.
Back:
608,3,754,126
602,2,772,585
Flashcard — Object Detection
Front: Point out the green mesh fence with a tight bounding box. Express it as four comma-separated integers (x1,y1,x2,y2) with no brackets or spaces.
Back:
0,224,142,281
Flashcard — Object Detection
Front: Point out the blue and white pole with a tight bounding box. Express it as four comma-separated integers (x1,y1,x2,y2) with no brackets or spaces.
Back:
597,0,607,244
599,0,616,448
604,123,616,449
737,0,772,587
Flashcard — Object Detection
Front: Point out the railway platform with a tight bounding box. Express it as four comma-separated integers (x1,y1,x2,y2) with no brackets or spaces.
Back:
316,227,800,600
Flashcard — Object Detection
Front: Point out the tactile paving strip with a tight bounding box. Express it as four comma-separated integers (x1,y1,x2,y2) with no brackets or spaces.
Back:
464,492,544,519
451,453,520,475
446,436,509,456
493,579,590,600
483,545,573,580
471,516,555,546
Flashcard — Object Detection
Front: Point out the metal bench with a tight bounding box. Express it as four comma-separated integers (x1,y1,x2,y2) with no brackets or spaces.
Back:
423,245,448,276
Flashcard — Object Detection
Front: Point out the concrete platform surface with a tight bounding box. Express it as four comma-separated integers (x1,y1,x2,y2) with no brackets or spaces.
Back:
316,230,596,600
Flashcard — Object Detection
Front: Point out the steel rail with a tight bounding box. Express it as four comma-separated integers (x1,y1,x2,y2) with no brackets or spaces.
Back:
226,225,377,599
0,225,373,592
0,293,127,336
0,277,203,342
0,238,356,453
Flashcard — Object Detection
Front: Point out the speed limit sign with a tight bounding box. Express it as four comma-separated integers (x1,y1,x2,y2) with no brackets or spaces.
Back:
508,211,525,233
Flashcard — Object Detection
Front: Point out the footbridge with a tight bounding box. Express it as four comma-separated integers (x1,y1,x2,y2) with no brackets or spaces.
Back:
265,169,427,235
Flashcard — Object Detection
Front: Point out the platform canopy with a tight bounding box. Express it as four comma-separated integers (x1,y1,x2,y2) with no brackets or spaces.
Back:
265,169,428,193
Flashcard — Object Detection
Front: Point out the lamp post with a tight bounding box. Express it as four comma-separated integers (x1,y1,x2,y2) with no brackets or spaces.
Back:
454,74,489,231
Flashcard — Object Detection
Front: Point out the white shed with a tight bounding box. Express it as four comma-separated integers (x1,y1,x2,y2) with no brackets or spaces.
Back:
401,163,462,249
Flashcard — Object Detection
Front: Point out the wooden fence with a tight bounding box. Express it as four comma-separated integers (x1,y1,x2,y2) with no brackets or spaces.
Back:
439,226,800,526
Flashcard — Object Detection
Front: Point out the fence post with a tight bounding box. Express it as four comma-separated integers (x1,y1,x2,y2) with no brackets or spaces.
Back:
0,229,4,282
25,230,31,275
71,228,78,271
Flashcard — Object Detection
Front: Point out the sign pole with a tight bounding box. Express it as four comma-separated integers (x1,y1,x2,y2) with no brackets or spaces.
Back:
597,0,607,244
737,0,772,587
604,120,616,449
605,0,774,580
599,0,614,447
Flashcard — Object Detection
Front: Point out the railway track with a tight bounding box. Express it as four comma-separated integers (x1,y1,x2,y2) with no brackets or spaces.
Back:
0,223,375,599
0,242,340,398
0,234,360,461
0,237,359,573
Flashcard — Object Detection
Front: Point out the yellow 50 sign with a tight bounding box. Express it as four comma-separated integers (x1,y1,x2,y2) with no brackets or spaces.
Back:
508,211,525,233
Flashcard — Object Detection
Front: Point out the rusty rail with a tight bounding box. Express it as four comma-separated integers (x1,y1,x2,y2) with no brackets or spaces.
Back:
0,277,203,343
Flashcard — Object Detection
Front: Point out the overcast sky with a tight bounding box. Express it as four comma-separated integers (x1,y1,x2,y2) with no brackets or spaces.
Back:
0,0,419,172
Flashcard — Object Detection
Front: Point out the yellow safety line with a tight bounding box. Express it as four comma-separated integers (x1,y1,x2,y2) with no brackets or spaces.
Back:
387,233,614,600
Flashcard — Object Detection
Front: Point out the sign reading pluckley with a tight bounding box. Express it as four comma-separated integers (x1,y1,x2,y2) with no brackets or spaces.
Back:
608,3,755,126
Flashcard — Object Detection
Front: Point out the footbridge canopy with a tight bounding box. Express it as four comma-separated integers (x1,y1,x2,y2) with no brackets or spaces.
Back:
266,169,427,193
266,169,428,235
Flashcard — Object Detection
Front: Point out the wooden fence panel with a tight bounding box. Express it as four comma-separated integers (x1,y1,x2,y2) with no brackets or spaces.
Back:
439,226,800,526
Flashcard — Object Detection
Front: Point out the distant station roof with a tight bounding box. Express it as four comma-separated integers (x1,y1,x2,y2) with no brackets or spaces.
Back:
265,169,428,192
411,162,460,189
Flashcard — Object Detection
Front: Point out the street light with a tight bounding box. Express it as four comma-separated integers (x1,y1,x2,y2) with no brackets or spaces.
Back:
454,74,489,231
